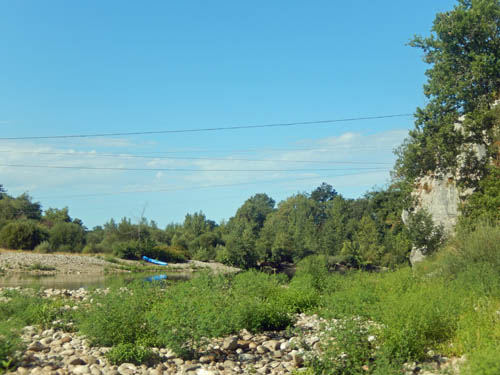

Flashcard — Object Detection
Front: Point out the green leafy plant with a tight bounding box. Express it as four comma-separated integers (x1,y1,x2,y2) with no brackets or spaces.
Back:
106,343,156,365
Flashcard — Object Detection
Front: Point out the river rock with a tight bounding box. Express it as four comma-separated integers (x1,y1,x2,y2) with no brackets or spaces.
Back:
28,341,48,352
73,365,91,374
69,356,86,365
117,363,137,375
263,340,280,351
222,337,238,351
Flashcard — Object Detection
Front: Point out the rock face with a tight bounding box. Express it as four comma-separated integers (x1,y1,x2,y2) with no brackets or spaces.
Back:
411,174,470,234
405,113,491,264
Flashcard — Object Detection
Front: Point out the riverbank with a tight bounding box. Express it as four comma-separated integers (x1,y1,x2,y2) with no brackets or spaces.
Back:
0,286,459,375
0,250,240,277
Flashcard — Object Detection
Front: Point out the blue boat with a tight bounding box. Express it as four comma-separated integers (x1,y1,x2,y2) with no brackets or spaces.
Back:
142,255,168,266
144,274,168,282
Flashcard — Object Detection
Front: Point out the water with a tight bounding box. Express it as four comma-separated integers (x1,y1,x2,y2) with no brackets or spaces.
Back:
0,272,190,289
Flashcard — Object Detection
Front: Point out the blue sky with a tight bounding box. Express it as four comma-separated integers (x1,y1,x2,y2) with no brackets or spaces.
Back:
0,1,457,228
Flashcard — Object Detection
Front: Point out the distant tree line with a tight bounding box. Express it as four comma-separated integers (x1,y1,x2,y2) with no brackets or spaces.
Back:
0,182,419,269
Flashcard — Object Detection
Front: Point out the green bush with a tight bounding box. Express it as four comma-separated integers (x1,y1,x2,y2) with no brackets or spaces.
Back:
77,282,162,347
377,280,464,362
106,343,156,365
0,320,23,372
34,241,53,253
145,244,187,263
112,241,141,260
0,220,48,250
150,271,295,359
149,273,232,358
49,222,86,252
294,255,330,291
308,317,388,375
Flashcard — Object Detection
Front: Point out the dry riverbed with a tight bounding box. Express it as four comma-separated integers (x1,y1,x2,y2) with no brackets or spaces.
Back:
0,250,239,276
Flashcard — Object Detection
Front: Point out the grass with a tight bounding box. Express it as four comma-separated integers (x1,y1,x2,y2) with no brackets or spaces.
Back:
2,224,500,374
25,263,57,272
0,288,77,372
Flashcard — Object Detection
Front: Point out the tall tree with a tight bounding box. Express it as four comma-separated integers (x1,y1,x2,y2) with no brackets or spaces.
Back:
396,0,500,184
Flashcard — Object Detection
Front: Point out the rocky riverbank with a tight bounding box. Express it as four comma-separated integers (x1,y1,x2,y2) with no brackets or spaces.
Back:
1,287,463,375
0,250,239,276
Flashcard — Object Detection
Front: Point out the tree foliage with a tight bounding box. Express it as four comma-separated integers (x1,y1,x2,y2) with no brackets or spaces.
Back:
395,0,500,184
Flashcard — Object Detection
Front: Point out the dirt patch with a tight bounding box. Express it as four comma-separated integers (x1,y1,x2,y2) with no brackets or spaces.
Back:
0,249,240,276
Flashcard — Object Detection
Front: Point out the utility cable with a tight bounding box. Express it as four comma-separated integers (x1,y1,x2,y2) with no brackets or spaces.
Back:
0,163,388,172
0,149,394,165
0,113,412,140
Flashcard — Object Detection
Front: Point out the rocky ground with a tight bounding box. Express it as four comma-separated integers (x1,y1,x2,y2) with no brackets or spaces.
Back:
1,287,463,375
0,250,239,276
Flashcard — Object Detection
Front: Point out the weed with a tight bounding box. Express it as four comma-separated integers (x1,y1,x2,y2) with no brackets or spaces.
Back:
26,263,56,272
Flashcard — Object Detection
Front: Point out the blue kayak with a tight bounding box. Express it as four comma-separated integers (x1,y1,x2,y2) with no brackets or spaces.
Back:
142,255,168,266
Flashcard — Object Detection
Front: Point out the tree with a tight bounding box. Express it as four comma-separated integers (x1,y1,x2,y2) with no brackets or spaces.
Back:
49,222,87,252
43,207,72,228
0,220,48,250
395,0,500,184
310,183,338,203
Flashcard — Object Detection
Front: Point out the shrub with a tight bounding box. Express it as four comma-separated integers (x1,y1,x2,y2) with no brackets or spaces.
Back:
406,209,445,255
149,273,233,358
112,241,141,260
34,241,53,253
106,343,156,365
378,280,463,362
0,320,23,372
295,255,330,291
49,222,86,252
150,271,294,359
0,220,48,250
145,244,187,263
77,282,162,347
307,317,386,375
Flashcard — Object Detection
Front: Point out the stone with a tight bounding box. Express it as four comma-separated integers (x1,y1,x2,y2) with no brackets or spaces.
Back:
279,342,290,351
73,365,91,375
292,352,304,367
222,337,238,351
199,355,215,364
61,336,72,344
256,346,269,354
28,341,48,352
184,364,201,372
69,356,87,365
238,353,255,362
262,340,280,351
271,350,283,358
237,340,251,350
196,370,218,375
90,364,103,375
117,363,137,375
60,349,75,356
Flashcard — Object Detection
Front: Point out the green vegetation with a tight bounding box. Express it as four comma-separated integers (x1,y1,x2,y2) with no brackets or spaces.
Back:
0,224,499,375
1,2,499,373
0,289,76,371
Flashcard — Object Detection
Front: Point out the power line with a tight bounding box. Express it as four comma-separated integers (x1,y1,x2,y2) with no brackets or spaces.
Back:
0,113,413,140
34,170,388,200
0,149,394,165
0,163,388,173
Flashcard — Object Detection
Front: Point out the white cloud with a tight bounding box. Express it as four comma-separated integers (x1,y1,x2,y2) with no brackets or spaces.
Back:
0,128,409,203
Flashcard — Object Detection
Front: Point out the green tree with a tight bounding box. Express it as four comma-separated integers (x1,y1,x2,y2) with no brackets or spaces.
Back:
49,222,87,252
0,220,48,250
42,207,72,228
395,0,500,184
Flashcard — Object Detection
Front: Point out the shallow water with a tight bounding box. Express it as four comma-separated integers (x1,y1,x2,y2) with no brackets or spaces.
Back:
0,272,190,289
